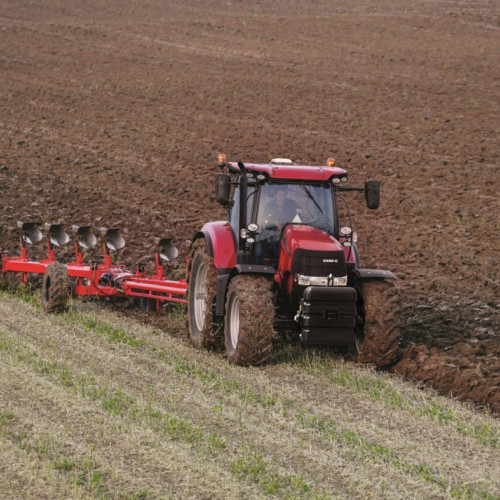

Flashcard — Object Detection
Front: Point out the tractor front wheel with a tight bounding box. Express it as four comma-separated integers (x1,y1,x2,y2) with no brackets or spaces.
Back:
42,263,70,313
356,280,402,368
224,274,274,365
187,239,222,350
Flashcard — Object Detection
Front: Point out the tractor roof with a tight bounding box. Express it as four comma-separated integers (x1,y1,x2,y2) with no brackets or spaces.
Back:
226,161,348,182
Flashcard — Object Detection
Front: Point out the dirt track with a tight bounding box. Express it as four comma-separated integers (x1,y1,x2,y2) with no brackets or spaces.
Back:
0,0,499,412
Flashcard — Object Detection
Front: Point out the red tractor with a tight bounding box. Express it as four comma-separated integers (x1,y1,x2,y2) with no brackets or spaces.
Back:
187,156,401,367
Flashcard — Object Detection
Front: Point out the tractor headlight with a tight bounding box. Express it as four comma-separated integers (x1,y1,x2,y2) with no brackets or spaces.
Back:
296,274,348,286
333,276,348,286
297,274,328,286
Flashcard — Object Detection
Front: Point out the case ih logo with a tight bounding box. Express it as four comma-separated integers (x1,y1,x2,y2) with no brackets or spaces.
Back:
323,258,338,263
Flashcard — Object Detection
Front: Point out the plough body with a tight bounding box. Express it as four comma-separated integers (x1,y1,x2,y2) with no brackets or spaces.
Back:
0,223,187,308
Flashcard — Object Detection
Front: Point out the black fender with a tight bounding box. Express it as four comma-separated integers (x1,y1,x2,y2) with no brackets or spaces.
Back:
233,264,275,275
347,268,396,287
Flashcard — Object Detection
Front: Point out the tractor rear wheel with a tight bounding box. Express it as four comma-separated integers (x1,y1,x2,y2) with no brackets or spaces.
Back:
187,239,222,350
224,274,274,365
356,280,401,368
42,263,70,313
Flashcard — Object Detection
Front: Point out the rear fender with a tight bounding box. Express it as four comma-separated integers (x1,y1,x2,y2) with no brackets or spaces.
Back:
191,221,237,271
189,222,236,324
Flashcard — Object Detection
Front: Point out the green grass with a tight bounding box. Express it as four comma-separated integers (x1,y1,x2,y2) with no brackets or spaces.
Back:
231,450,316,498
68,313,145,348
294,409,496,500
295,353,499,448
1,295,498,499
101,387,135,416
0,331,223,451
0,410,16,428
53,457,77,471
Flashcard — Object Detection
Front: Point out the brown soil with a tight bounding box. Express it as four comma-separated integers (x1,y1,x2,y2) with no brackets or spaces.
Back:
1,1,498,412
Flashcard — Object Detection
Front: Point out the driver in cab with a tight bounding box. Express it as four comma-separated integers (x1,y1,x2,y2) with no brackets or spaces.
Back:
259,186,303,258
263,186,301,229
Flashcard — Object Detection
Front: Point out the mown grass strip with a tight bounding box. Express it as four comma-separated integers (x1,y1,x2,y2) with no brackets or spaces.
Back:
294,409,496,500
62,298,500,450
230,450,325,499
0,330,330,498
61,315,499,499
3,300,498,499
37,309,500,498
294,352,499,448
0,408,109,499
168,351,497,499
5,289,497,449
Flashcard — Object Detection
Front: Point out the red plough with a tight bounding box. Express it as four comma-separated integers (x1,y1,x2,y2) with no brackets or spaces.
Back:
1,222,187,311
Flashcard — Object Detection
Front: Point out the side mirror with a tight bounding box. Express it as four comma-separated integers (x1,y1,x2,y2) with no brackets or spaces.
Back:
215,173,230,205
364,180,380,210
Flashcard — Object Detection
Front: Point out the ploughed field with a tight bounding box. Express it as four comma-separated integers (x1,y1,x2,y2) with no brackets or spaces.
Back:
0,0,499,420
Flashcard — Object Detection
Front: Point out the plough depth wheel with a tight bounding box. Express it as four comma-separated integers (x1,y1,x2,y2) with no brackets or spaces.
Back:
42,263,70,313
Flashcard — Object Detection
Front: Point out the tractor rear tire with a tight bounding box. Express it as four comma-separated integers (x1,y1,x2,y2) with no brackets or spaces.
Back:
187,239,222,350
224,274,274,365
356,280,401,368
42,263,70,313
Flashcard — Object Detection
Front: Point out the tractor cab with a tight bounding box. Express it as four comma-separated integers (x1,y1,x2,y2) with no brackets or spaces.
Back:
229,180,338,264
219,157,354,266
254,182,335,262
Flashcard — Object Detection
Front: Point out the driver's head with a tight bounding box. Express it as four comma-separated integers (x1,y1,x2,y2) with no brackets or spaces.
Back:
275,187,287,206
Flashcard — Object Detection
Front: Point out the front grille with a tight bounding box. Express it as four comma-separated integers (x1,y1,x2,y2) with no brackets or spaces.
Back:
290,249,346,277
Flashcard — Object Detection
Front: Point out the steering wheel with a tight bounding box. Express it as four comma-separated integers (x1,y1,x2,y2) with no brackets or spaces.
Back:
308,213,332,232
260,222,280,241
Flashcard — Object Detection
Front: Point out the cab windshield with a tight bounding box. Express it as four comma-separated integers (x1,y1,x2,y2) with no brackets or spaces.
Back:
255,183,335,251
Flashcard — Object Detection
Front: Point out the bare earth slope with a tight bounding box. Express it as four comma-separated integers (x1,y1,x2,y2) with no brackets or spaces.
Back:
0,0,499,412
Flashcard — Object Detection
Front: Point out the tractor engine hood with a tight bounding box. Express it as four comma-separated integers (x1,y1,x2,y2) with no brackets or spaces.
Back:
277,225,347,286
282,224,343,254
